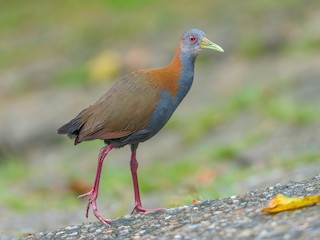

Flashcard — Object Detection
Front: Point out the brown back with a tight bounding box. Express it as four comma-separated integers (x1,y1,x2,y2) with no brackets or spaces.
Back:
75,71,162,143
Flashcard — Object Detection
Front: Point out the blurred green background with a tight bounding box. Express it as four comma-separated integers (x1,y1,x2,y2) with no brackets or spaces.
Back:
1,0,320,237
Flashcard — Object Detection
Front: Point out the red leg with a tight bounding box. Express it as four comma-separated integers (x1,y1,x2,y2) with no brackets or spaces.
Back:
78,144,113,224
130,144,164,214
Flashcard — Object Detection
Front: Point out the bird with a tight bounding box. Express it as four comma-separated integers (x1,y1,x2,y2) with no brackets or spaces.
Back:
58,28,223,225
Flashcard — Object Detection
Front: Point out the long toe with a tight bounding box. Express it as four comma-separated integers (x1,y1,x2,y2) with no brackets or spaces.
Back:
97,216,112,225
78,190,93,199
131,205,165,214
93,208,111,225
78,190,97,218
89,198,111,225
85,199,92,218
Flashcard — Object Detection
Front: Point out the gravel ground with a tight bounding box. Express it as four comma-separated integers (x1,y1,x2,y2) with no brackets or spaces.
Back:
13,175,319,240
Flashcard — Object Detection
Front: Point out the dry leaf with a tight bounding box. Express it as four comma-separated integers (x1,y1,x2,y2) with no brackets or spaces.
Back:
69,179,91,195
192,199,200,204
195,168,216,185
262,194,320,213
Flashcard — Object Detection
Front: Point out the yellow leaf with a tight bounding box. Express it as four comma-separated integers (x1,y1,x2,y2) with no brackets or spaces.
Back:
261,194,320,213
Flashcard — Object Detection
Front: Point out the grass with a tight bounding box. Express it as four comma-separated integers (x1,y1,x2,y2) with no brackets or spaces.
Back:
169,82,320,145
1,130,319,216
0,155,81,212
271,151,320,170
54,65,88,88
264,98,320,123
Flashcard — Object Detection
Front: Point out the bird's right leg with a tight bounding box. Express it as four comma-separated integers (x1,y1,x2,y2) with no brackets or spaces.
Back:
129,144,164,214
78,144,114,224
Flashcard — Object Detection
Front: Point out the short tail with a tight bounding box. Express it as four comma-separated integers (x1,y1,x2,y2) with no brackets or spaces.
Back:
57,118,83,144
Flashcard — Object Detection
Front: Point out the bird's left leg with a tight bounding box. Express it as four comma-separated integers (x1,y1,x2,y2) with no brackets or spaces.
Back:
130,143,164,214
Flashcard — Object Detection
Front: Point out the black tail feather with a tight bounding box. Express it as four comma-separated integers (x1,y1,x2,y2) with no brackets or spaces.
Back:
57,118,82,139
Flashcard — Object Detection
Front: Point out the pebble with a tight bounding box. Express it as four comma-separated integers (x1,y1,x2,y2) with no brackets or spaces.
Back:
306,187,315,192
65,225,78,230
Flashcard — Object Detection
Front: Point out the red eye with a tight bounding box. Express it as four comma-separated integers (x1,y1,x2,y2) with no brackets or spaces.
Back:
189,35,196,43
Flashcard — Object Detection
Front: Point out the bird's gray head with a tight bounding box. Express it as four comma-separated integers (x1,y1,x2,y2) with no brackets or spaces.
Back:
180,28,224,56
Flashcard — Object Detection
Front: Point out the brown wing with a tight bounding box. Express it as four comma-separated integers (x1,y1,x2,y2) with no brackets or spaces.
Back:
75,71,161,143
